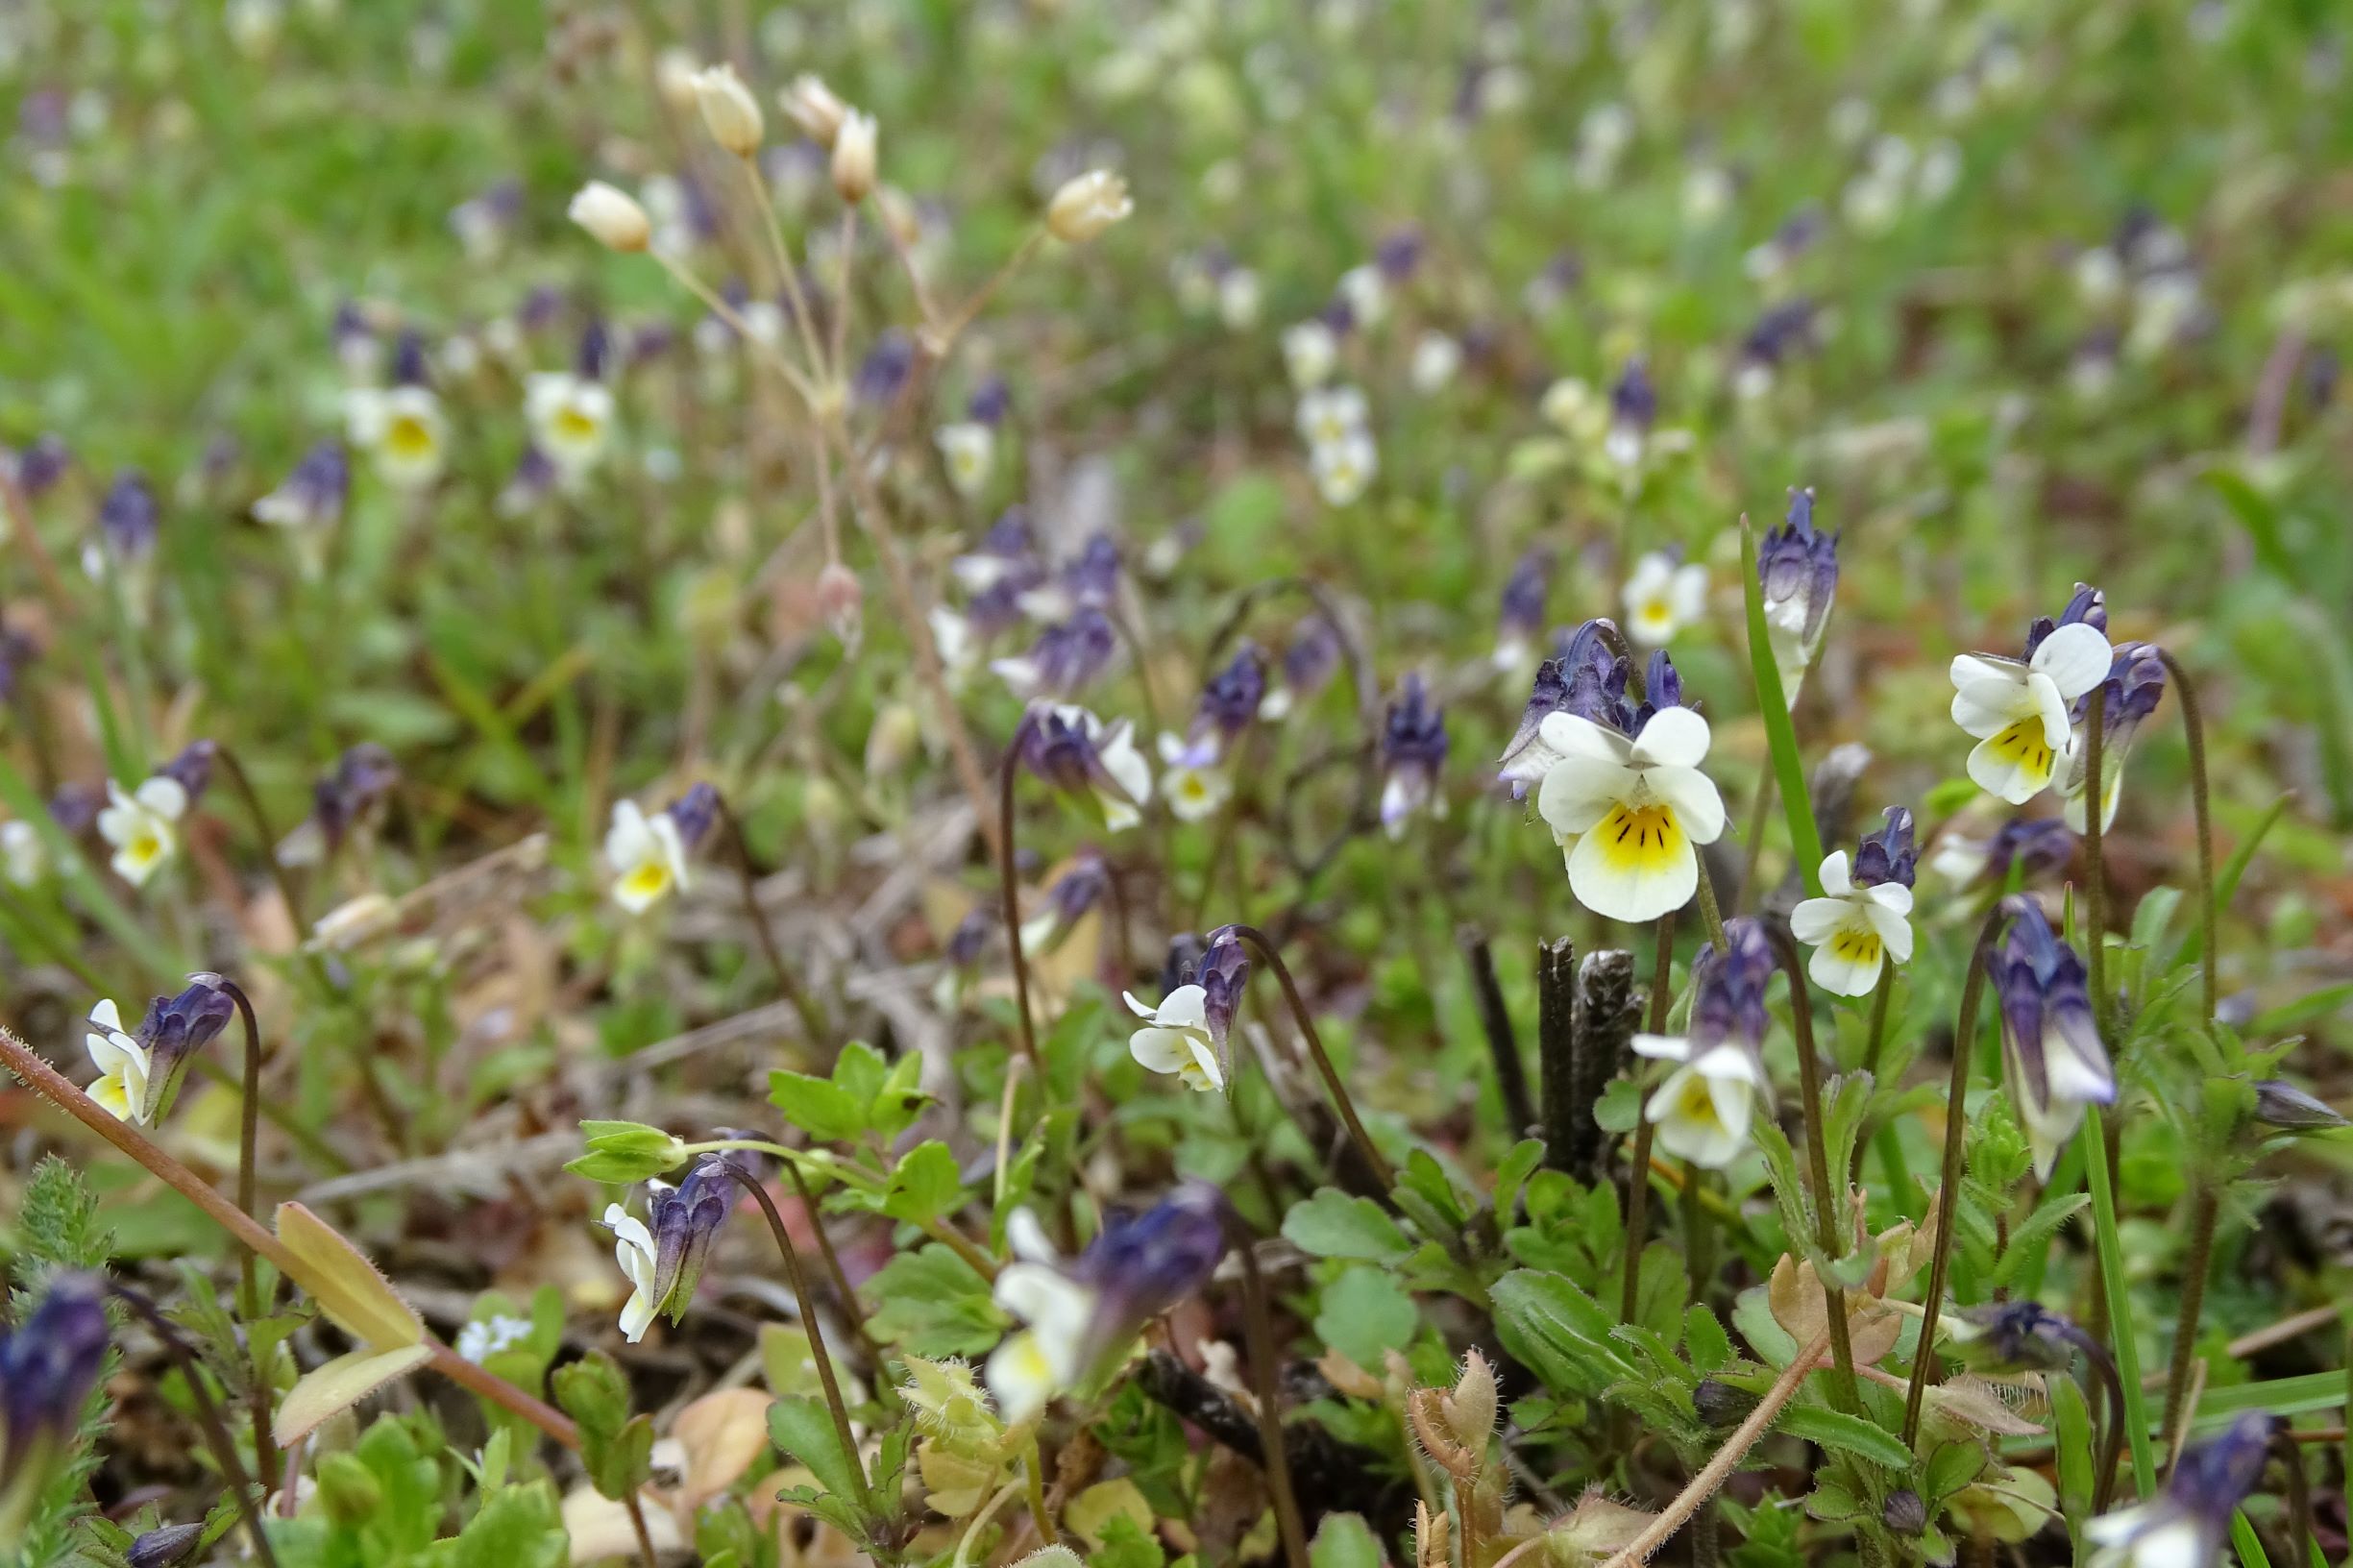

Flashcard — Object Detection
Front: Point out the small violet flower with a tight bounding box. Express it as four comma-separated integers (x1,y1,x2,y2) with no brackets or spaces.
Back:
1755,487,1839,702
603,1154,737,1343
993,607,1118,700
252,441,351,531
1017,703,1154,831
2085,1413,2279,1568
0,1273,111,1538
1790,808,1916,997
1492,549,1551,674
1991,897,2116,1178
85,975,235,1127
1379,674,1449,839
1632,919,1774,1168
605,784,718,914
1950,586,2114,805
2060,640,2166,832
524,370,617,484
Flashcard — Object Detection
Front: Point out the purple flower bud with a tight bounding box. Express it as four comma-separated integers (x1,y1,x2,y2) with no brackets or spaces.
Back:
2024,582,2107,657
1159,932,1210,997
308,744,399,854
98,471,160,560
1029,853,1111,952
576,319,613,381
1375,227,1425,282
665,782,721,853
1993,898,2115,1177
1555,621,1637,732
1638,650,1683,721
1963,817,2075,886
1881,1491,1927,1535
1851,807,1917,889
1280,616,1342,704
1686,918,1776,1066
254,440,351,529
518,284,567,333
642,1154,737,1327
1756,487,1839,681
127,1524,206,1568
1062,533,1122,610
11,433,73,499
1380,674,1448,836
1318,296,1358,335
1609,357,1656,433
0,1273,110,1500
945,908,994,968
50,783,101,837
2087,1413,2278,1568
1074,1183,1229,1349
1498,656,1576,799
1196,927,1251,1047
2252,1080,2347,1132
855,329,917,406
967,374,1013,427
1497,550,1551,646
1016,705,1141,818
127,974,238,1124
1739,300,1817,370
1949,1299,2089,1373
391,330,431,389
499,445,559,515
1000,608,1118,699
156,741,217,804
1189,645,1267,756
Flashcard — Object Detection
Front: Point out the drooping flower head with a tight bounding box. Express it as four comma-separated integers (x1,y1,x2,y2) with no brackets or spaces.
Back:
1262,616,1342,721
986,1184,1228,1423
1533,649,1726,923
84,975,235,1127
1021,852,1111,957
1950,587,2115,804
954,507,1047,638
1931,815,2075,887
1380,673,1449,839
1792,806,1917,997
1492,549,1552,673
1123,929,1246,1092
603,1153,738,1343
2061,640,2166,832
1017,703,1153,831
253,441,351,531
1018,533,1123,624
0,1272,110,1538
97,470,160,561
1991,897,2116,1178
2251,1080,2349,1133
1179,644,1268,767
156,740,216,804
993,607,1118,700
1605,356,1656,468
1756,486,1839,701
2085,1413,2278,1568
1945,1300,2096,1374
288,744,400,864
1632,919,1774,1167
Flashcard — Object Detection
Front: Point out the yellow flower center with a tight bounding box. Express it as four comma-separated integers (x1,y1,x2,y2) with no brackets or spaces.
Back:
623,862,671,901
386,414,436,459
130,831,164,867
1671,1073,1721,1126
1987,719,2055,786
1592,801,1685,874
553,404,601,442
1642,597,1673,626
1830,925,1883,964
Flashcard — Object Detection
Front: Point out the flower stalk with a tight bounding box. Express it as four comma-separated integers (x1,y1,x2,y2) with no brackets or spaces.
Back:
998,743,1044,1070
1763,926,1862,1416
219,975,280,1491
212,745,306,936
2153,649,2216,1021
1238,1237,1311,1568
1227,923,1394,1191
1620,912,1674,1325
112,1284,278,1568
712,793,827,1044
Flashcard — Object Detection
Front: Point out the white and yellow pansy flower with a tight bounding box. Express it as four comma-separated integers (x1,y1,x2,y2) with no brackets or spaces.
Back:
1310,431,1377,506
1790,850,1914,996
605,799,690,914
1634,1036,1766,1169
1295,385,1368,447
1157,733,1232,823
84,999,154,1125
1949,622,2112,804
1281,321,1338,390
935,421,994,497
985,1210,1097,1424
603,1203,663,1344
97,776,187,887
1121,985,1225,1092
1621,551,1709,648
1535,706,1727,924
345,384,448,490
525,372,617,481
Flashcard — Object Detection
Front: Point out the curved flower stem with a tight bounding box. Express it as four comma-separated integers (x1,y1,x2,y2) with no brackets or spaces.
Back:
1900,903,2008,1447
730,153,832,386
1690,858,1728,952
112,1284,279,1568
2153,649,2216,1022
1021,1432,1058,1545
723,1165,870,1515
623,1492,662,1568
213,744,305,935
953,1479,1026,1568
2082,687,2109,1027
1621,911,1675,1325
1227,923,1393,1192
1597,1332,1833,1568
1851,970,1900,1191
1238,1237,1311,1568
784,1159,895,1407
925,229,1046,356
1735,773,1776,913
2158,1179,2218,1462
2272,1425,2314,1568
712,794,828,1046
997,745,1043,1070
218,976,280,1492
1764,926,1862,1418
0,1025,579,1450
2056,1321,2131,1513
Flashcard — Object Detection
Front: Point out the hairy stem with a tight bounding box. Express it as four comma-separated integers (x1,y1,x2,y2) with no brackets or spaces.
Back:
113,1285,279,1568
219,977,279,1491
998,744,1043,1069
2153,649,2216,1022
1598,1333,1832,1568
1238,1237,1311,1568
2158,1180,2218,1460
1901,903,2007,1446
786,1160,895,1406
1229,924,1394,1191
1621,913,1675,1325
2083,686,2109,1028
1765,926,1862,1417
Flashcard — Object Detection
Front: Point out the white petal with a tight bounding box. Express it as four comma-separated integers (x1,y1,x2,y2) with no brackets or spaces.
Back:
1967,728,2058,804
1566,819,1696,924
1948,652,2022,691
1950,676,2033,739
1152,985,1209,1030
136,777,189,821
1645,765,1726,844
2029,673,2075,750
1789,896,1850,945
1630,706,1710,770
2028,623,2114,701
1006,1209,1061,1265
1536,753,1630,837
1808,938,1883,998
604,801,654,868
1817,850,1853,896
1865,901,1914,962
1129,1026,1194,1074
1625,553,1672,598
618,1289,657,1343
1669,565,1710,621
1864,881,1914,917
1538,711,1634,764
1631,1033,1691,1061
1121,990,1161,1020
90,998,124,1032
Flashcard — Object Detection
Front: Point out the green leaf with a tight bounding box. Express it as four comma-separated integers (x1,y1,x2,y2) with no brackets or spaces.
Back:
447,1482,568,1568
2049,1373,2096,1550
2231,1509,2274,1568
1739,518,1826,897
1282,1188,1411,1263
1308,1512,1385,1568
881,1140,965,1228
767,1395,867,1511
1923,1440,1987,1507
1775,1405,1911,1469
2085,1109,2159,1496
551,1353,653,1499
1492,1139,1545,1221
1683,1304,1734,1374
863,1245,1007,1356
769,1069,869,1143
1489,1269,1629,1397
1992,1193,2092,1286
1314,1266,1420,1370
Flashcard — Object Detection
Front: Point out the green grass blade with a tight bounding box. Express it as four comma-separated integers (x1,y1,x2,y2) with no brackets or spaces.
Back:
2173,793,2288,970
2231,1509,2272,1568
2085,1107,2159,1500
1738,517,1825,898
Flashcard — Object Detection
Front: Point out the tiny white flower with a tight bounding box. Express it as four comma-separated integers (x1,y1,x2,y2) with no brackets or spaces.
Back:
525,372,616,482
1621,552,1709,648
1157,733,1232,823
1217,268,1262,331
456,1314,533,1363
929,605,975,683
97,777,187,887
605,799,690,913
935,422,994,497
1336,263,1386,328
1409,331,1462,395
84,998,154,1125
984,1213,1098,1423
1295,384,1369,447
1122,985,1226,1092
1282,320,1338,390
1789,850,1915,997
1949,622,2113,804
2,820,44,887
345,384,447,489
1310,430,1377,506
1535,706,1727,924
1540,377,1607,441
1638,1040,1765,1169
604,1203,663,1343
